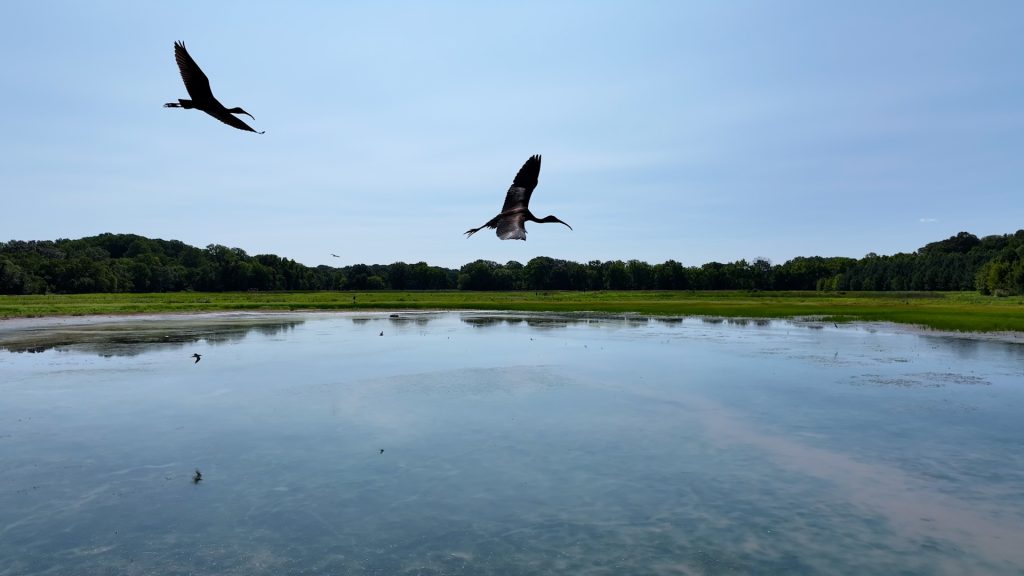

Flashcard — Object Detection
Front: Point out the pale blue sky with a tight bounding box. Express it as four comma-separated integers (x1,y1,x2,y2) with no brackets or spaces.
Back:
1,1,1021,268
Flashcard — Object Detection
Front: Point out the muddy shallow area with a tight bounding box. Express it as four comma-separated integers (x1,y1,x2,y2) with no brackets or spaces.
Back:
1,312,1022,575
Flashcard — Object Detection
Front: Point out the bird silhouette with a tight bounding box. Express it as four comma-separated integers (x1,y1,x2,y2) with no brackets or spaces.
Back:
192,469,202,484
164,41,264,134
191,353,202,364
331,254,339,258
379,331,384,336
465,155,571,240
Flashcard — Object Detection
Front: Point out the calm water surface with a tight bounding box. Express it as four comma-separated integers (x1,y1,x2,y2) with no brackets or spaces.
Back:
1,312,1022,575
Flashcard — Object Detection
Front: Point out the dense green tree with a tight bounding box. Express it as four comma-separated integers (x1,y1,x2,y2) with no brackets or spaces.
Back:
2,230,1022,295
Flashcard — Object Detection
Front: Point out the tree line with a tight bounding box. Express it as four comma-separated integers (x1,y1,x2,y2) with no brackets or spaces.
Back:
1,231,1023,295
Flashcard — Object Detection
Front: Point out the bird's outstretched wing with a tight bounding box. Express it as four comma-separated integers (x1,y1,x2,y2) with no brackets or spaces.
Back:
173,41,214,102
204,108,263,133
501,154,541,212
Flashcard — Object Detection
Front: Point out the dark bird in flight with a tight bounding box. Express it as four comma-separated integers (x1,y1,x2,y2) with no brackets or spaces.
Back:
331,254,340,258
192,469,203,484
164,41,264,134
379,331,384,337
465,155,571,240
379,449,384,455
191,353,202,364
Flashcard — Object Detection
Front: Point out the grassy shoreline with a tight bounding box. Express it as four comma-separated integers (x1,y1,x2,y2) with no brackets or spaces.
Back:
2,290,1023,333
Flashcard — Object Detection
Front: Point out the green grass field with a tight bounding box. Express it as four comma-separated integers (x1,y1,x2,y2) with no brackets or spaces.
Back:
1,290,1022,332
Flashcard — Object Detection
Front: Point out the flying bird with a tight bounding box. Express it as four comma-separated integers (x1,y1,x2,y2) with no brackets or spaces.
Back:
331,254,340,258
164,41,264,134
192,469,203,484
465,155,572,240
191,353,202,364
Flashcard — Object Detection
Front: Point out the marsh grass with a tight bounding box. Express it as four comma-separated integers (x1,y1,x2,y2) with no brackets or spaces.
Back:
1,290,1022,332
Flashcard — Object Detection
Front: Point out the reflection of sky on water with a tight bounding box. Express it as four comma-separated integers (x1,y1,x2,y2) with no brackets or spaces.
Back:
1,312,1023,575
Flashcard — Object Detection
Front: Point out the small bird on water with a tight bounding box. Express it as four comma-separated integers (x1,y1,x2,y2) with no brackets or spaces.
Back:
192,469,202,484
465,154,571,240
191,353,202,364
164,41,264,134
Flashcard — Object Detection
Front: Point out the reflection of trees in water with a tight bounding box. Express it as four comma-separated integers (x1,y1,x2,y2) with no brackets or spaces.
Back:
0,319,305,357
525,319,569,329
654,317,684,324
252,323,300,337
462,317,507,328
461,315,571,330
387,315,432,326
350,315,435,328
462,313,684,330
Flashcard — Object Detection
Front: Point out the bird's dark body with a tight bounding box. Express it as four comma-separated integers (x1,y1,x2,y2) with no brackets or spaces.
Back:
164,41,264,134
465,155,571,240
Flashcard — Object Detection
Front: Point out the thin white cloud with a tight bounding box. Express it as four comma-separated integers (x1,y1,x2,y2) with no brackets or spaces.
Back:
919,218,938,223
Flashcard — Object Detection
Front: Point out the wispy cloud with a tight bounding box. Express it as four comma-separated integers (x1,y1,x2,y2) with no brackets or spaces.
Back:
919,218,938,223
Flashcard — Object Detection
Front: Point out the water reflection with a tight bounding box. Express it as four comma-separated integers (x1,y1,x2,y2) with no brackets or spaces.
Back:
388,314,432,326
460,313,653,330
461,314,572,329
1,312,1023,575
0,315,304,357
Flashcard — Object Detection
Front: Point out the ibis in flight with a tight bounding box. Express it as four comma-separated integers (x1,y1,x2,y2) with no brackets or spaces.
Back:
164,41,264,134
465,155,571,240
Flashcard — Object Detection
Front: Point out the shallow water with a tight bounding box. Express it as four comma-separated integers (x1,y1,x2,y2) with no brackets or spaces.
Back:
1,312,1022,575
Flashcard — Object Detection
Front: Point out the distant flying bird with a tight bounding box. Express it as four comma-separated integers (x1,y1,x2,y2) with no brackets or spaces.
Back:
164,41,264,134
191,353,202,364
465,155,572,240
379,331,384,336
331,254,340,258
192,469,202,484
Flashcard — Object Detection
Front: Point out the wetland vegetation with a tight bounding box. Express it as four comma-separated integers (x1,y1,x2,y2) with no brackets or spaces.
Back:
2,290,1022,333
